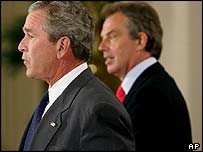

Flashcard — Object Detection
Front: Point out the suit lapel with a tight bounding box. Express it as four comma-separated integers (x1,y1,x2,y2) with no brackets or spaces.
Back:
26,68,94,150
123,62,164,106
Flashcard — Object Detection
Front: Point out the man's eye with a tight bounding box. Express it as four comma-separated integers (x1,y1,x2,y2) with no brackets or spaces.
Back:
109,34,117,40
28,34,34,38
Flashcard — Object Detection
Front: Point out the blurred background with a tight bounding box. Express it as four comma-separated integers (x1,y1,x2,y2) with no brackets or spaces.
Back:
1,1,202,151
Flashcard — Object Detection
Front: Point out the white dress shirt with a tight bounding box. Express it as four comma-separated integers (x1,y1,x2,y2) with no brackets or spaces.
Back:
42,62,88,118
121,57,157,95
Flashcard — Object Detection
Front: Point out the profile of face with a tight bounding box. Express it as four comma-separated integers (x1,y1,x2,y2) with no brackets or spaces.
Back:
18,9,58,81
99,12,140,80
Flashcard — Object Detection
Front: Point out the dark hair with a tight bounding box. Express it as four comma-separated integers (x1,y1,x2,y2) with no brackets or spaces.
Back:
29,1,95,61
101,1,163,59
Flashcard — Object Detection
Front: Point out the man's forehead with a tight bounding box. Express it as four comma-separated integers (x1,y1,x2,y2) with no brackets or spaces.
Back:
26,10,47,25
23,10,47,32
101,13,125,36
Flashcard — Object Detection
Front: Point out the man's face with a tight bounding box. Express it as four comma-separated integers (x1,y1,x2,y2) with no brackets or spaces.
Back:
18,9,58,81
99,12,140,80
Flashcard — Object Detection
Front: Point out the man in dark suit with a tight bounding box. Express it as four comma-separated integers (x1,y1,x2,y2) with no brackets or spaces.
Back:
18,1,135,151
99,1,192,151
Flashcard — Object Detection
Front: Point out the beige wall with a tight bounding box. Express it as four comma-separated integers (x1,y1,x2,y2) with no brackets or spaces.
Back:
150,1,202,150
1,67,44,150
1,1,202,151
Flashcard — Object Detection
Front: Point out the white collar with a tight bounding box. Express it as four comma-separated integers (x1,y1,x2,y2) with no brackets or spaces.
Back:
122,57,157,94
42,62,88,117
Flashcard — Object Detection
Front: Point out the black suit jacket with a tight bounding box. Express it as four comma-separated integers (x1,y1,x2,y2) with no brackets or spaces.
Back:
123,62,192,151
19,68,135,151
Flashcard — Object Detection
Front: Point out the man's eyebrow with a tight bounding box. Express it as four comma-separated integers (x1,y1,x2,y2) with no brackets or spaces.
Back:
101,30,116,38
22,27,33,33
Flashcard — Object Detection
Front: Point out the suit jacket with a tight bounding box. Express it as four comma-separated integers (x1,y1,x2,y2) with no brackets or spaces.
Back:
123,62,192,151
19,68,135,151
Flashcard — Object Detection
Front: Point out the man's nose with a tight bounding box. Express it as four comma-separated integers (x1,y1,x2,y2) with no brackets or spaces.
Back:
98,40,107,52
18,37,26,52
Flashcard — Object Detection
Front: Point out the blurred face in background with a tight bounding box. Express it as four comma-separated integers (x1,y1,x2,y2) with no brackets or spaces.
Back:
99,12,140,80
18,9,59,82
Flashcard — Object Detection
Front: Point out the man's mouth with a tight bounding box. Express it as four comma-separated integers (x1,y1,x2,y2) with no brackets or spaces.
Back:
104,57,114,65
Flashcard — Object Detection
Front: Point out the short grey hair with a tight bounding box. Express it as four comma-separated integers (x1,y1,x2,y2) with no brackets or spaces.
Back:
28,1,95,61
101,1,163,60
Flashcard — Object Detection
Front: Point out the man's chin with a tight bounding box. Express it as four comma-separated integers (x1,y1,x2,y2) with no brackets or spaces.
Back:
26,71,35,79
107,67,115,75
26,74,34,79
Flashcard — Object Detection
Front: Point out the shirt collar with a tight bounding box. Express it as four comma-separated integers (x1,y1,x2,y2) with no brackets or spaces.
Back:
48,62,88,103
42,62,88,117
122,57,157,94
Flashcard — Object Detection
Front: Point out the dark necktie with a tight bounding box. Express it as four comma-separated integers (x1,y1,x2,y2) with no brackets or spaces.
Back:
116,85,126,103
23,91,49,151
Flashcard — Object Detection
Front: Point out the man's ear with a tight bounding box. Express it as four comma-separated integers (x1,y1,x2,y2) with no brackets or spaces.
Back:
136,32,148,51
56,36,71,59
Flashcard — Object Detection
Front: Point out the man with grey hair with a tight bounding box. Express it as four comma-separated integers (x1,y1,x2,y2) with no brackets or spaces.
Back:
18,1,135,151
99,1,192,151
